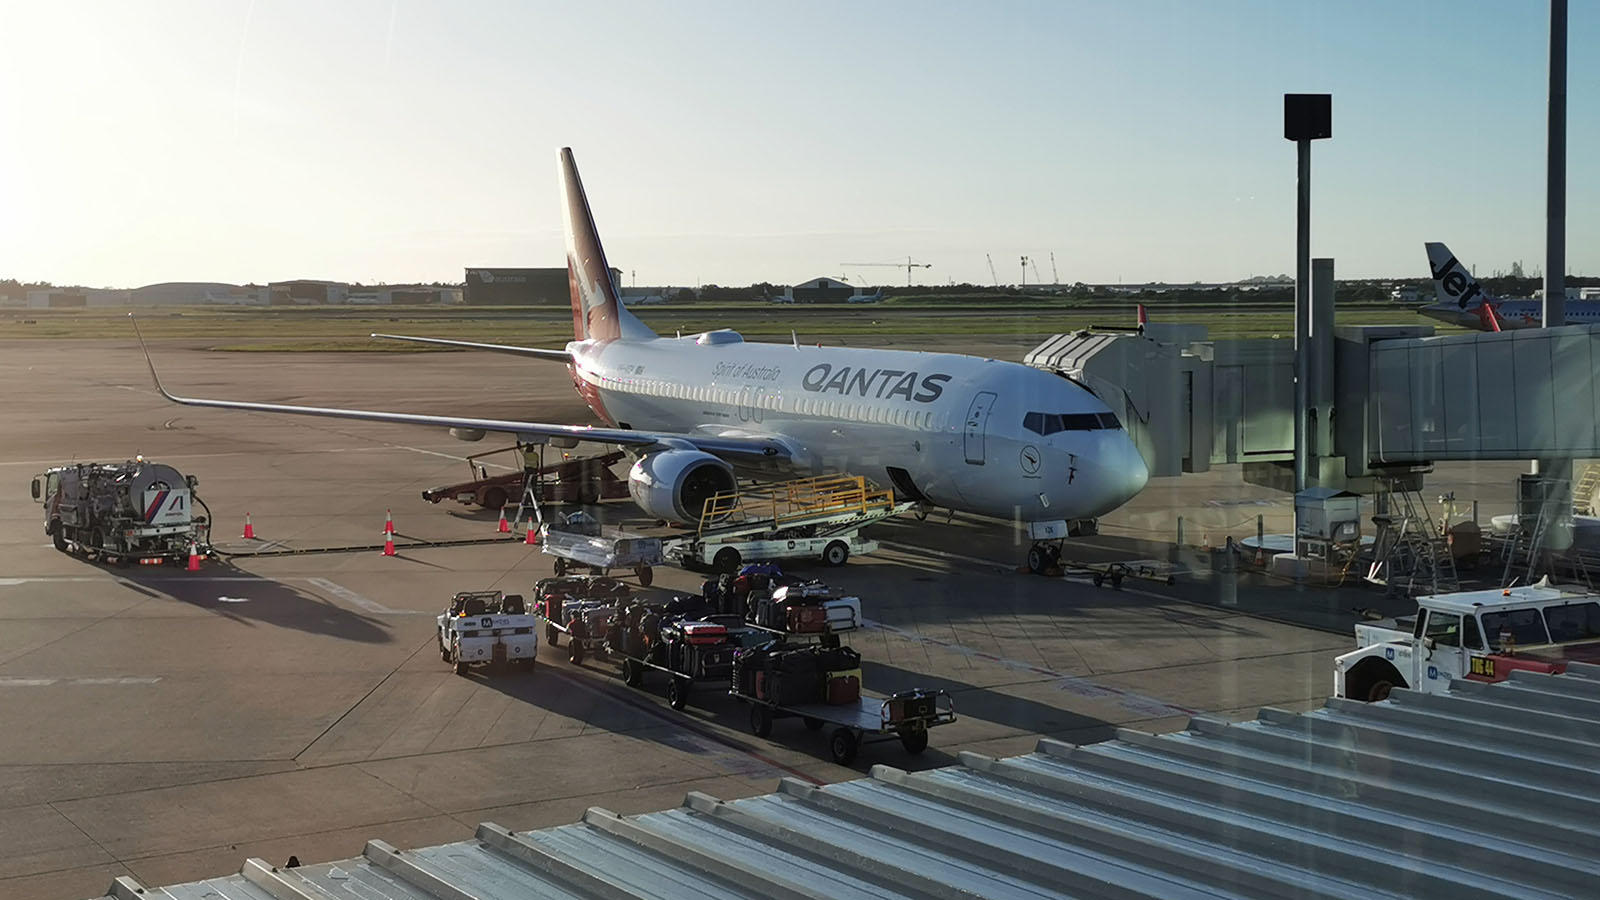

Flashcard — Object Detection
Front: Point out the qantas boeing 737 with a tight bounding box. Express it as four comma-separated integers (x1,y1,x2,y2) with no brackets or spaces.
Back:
136,149,1149,561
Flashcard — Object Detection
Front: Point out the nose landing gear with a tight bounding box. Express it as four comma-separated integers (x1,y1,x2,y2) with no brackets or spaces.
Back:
1026,542,1060,575
1023,518,1100,577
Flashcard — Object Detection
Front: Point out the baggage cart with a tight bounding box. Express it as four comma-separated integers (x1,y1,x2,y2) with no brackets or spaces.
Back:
532,575,632,664
608,612,756,711
540,512,662,584
729,685,955,765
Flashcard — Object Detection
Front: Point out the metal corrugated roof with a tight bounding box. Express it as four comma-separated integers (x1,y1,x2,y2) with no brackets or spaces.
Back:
94,665,1600,900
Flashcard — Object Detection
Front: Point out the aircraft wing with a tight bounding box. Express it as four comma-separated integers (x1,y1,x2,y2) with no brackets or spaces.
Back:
369,333,572,361
133,320,791,464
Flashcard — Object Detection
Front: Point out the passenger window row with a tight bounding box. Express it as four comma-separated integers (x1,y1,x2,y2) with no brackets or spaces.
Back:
1022,411,1120,435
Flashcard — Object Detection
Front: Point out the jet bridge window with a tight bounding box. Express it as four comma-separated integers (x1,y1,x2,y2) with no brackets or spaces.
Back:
1023,412,1121,435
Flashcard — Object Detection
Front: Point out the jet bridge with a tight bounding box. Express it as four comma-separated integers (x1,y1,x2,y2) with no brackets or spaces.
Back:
1361,323,1600,463
1026,321,1600,487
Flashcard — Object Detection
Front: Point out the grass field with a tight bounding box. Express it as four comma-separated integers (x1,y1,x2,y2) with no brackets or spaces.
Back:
0,301,1459,350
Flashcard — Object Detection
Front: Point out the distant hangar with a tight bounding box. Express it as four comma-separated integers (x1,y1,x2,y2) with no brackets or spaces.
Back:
466,267,621,305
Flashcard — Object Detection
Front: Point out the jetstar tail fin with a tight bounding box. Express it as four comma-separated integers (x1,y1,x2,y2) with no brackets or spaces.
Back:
1425,241,1493,309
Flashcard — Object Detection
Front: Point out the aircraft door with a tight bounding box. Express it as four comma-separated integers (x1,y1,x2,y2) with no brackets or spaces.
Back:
964,392,997,465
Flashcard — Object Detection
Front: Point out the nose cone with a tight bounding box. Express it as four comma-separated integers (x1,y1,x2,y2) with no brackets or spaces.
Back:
1084,432,1149,516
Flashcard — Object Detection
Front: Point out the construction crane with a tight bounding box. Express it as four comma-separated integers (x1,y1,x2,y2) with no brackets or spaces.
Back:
1020,255,1030,287
841,256,931,287
1050,252,1060,285
986,254,999,288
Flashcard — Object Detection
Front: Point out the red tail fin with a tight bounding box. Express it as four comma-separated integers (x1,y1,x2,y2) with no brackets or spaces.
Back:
1477,301,1502,332
559,148,654,343
1137,304,1148,330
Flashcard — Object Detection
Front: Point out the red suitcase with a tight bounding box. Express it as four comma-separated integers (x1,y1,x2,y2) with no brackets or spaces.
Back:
786,604,828,633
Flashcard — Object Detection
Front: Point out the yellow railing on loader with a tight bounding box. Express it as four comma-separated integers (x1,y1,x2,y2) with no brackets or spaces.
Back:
696,474,897,537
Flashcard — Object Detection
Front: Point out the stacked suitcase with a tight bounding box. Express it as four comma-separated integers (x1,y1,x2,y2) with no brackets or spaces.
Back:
748,582,861,635
733,642,862,705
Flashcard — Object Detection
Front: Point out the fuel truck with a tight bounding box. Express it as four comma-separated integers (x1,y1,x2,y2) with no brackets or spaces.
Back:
31,458,212,566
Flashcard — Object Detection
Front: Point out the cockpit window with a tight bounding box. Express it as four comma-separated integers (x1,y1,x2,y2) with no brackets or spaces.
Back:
1023,411,1121,435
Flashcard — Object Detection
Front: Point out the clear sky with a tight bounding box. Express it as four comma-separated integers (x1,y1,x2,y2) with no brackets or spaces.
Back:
1,1,1595,289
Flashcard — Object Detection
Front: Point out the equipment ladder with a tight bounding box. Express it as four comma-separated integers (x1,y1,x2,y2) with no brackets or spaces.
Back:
1367,478,1458,597
1502,473,1595,590
1574,463,1600,516
511,443,548,531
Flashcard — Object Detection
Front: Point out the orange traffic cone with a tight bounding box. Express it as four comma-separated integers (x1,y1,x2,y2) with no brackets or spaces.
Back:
496,508,511,534
524,520,539,545
382,531,397,557
186,540,201,571
383,509,395,535
242,512,255,540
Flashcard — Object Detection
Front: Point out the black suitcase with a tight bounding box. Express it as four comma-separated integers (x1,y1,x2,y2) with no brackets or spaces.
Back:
771,669,820,705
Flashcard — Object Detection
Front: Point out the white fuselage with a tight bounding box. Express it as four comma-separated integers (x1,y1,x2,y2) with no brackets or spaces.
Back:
566,331,1149,523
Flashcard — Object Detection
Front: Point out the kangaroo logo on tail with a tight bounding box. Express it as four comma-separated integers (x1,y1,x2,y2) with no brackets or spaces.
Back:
1425,241,1487,309
560,148,655,343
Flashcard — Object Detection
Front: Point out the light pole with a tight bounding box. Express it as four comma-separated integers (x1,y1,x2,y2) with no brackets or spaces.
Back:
1284,93,1331,495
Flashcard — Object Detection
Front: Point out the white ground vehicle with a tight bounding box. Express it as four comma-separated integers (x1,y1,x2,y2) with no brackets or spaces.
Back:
539,512,660,584
436,591,538,676
664,475,914,574
1334,583,1600,702
31,459,211,566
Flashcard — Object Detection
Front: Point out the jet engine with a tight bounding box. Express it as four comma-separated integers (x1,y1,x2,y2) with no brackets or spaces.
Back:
449,427,487,442
627,450,735,523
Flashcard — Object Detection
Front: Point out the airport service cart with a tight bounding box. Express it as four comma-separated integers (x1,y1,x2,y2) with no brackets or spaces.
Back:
663,475,916,574
435,591,538,676
731,686,955,765
540,513,661,584
609,612,753,710
532,575,632,664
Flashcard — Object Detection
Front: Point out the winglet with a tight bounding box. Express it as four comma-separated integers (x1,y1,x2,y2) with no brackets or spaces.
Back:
129,314,179,401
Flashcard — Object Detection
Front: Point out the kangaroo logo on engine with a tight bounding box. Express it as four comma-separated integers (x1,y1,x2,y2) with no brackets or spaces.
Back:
801,364,951,403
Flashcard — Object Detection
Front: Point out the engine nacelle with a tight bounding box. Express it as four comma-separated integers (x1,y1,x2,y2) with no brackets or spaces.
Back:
627,450,735,523
449,427,487,442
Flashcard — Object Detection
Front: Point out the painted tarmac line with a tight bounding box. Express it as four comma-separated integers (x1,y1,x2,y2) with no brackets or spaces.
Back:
860,617,1198,719
0,676,162,687
0,575,428,615
304,578,430,615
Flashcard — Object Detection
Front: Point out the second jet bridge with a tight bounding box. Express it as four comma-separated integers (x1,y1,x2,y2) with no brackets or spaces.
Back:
1027,321,1600,489
1362,323,1600,464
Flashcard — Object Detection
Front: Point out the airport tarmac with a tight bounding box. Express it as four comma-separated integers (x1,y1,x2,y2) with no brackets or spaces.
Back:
0,337,1533,899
